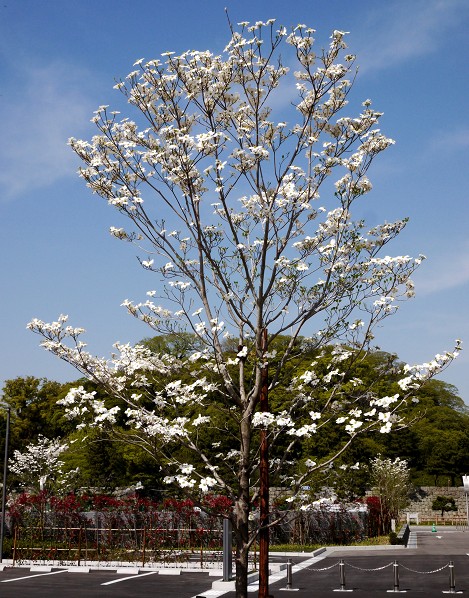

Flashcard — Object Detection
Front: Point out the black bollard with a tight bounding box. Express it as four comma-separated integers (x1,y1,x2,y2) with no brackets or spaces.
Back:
286,558,293,589
442,561,459,594
392,560,400,593
340,559,346,591
339,559,347,591
449,560,456,594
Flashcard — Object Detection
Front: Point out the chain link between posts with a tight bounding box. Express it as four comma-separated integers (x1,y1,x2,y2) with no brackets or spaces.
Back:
343,561,393,572
399,562,450,575
304,560,341,572
302,559,451,575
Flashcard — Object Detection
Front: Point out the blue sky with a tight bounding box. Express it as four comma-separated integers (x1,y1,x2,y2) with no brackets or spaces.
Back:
1,0,468,402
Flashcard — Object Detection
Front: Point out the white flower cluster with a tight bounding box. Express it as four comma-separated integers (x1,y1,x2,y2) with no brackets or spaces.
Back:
163,463,218,493
59,386,120,429
251,411,294,429
397,342,462,391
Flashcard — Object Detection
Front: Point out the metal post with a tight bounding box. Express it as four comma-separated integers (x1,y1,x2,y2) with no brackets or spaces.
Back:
285,558,293,589
339,559,346,591
462,475,469,530
392,560,400,593
0,407,10,564
334,559,353,593
449,561,456,593
466,494,469,531
222,518,232,581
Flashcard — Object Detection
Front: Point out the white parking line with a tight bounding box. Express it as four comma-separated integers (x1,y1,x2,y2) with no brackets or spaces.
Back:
191,591,227,597
101,570,160,585
1,569,69,583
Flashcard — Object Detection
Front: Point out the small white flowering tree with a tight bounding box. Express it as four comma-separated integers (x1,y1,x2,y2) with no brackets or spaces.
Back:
9,435,75,493
370,455,411,533
28,20,460,597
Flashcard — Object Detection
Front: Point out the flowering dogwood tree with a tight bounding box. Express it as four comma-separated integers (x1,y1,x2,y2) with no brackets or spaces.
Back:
9,435,78,493
28,20,460,597
370,455,411,533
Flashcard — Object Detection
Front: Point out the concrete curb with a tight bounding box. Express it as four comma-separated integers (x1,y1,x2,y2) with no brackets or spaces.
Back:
0,544,404,575
324,544,407,552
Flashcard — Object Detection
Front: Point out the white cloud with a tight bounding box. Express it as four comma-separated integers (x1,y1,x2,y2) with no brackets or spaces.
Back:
353,0,469,74
429,128,469,153
0,61,97,201
414,242,469,295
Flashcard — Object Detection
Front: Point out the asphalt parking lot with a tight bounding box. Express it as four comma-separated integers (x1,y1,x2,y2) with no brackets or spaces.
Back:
0,528,467,597
232,554,469,597
0,568,215,598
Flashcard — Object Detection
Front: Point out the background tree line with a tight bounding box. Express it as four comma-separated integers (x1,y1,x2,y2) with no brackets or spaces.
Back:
1,335,467,498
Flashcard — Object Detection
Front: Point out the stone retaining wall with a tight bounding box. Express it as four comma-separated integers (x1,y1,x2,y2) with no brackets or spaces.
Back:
401,486,468,522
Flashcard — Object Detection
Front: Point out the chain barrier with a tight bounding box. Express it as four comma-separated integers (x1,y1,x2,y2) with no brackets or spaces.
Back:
304,560,340,572
305,559,450,575
399,562,449,575
282,558,457,593
343,561,393,572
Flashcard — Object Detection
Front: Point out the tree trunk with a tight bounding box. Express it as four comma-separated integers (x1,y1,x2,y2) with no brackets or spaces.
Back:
233,494,250,598
258,329,271,598
233,415,252,598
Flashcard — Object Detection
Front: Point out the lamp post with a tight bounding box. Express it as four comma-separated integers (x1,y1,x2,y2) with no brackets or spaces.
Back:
462,475,469,530
0,406,10,563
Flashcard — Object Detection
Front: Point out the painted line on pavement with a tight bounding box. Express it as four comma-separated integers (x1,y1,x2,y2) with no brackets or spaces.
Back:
1,569,68,583
101,570,159,585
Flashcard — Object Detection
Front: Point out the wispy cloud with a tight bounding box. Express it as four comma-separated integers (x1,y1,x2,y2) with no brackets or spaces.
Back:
414,242,469,295
429,127,469,153
353,0,469,74
0,61,98,201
